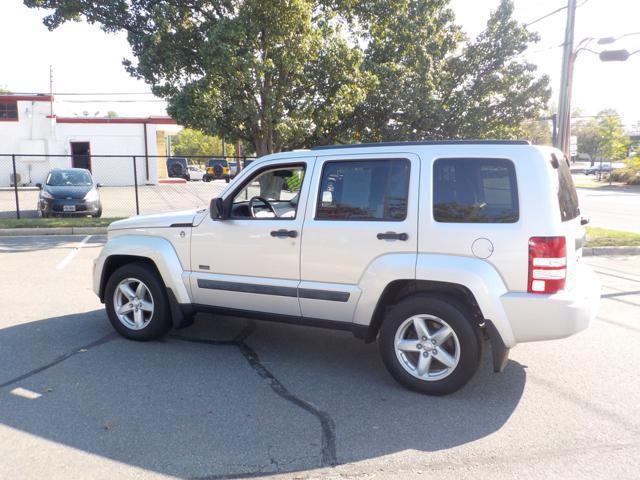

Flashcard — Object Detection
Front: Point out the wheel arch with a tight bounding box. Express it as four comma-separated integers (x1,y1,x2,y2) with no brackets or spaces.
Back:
99,255,161,302
364,279,484,343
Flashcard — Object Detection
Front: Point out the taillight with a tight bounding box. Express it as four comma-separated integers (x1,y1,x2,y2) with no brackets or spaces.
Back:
528,236,566,294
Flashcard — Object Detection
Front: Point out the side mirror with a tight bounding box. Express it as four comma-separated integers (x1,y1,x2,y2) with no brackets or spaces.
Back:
36,183,42,189
96,182,103,188
210,197,228,220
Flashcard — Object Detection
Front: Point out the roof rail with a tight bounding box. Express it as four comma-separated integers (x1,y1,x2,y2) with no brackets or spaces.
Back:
310,140,530,150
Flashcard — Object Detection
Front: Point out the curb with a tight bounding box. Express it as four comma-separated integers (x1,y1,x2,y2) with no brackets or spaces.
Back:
0,227,107,236
582,246,640,256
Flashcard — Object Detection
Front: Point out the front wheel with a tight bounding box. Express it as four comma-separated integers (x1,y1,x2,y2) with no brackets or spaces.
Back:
104,262,172,341
379,294,481,395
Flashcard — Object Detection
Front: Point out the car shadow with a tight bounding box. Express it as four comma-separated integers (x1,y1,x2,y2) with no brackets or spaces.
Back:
0,311,526,478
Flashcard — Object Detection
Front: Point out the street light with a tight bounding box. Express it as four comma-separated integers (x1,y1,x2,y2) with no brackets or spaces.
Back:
556,22,640,156
599,49,640,62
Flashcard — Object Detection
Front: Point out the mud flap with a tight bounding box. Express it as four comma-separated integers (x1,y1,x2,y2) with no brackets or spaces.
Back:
485,320,510,373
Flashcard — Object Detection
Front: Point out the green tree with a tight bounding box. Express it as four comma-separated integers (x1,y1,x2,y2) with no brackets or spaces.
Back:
520,119,552,145
25,0,549,153
0,87,10,94
574,110,628,161
596,110,628,161
171,128,234,161
106,110,119,118
341,0,550,141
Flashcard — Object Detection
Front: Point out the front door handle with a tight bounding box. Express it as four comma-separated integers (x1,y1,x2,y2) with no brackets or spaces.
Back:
377,232,408,241
270,229,298,238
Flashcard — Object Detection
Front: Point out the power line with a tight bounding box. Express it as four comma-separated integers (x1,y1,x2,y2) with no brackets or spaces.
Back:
525,5,567,27
525,0,590,28
9,91,157,96
56,99,166,103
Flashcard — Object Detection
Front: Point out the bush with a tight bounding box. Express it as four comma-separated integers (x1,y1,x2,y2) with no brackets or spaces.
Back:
610,157,640,185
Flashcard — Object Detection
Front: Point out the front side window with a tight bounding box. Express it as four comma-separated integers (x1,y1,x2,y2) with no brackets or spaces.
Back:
231,165,305,219
433,158,519,223
316,159,410,221
0,101,18,121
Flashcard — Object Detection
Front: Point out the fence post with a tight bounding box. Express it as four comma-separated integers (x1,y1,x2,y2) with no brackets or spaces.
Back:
133,156,140,215
11,154,20,219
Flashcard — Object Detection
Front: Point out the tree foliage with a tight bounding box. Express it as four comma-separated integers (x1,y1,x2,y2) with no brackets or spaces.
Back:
574,110,628,161
25,0,550,154
171,128,235,159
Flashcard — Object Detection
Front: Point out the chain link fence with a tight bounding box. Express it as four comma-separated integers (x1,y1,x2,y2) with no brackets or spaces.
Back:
0,154,255,220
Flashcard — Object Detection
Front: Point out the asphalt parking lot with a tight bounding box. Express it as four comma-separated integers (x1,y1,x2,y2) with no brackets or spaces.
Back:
0,235,638,479
0,181,229,219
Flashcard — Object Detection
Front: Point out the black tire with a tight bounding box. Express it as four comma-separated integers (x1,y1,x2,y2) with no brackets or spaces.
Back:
203,175,211,182
104,262,172,341
225,176,230,183
378,293,481,395
92,208,102,218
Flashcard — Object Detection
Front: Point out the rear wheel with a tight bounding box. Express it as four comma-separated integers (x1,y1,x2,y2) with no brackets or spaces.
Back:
379,294,481,395
104,262,172,341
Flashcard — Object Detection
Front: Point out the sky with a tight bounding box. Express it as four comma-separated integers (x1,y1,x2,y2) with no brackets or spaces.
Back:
1,0,639,129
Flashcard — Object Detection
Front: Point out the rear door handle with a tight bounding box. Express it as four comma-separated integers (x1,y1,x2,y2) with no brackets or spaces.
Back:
270,229,298,238
377,232,408,241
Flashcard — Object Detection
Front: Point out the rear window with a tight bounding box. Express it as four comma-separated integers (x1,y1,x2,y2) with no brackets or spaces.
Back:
555,154,580,221
433,158,519,223
208,159,228,167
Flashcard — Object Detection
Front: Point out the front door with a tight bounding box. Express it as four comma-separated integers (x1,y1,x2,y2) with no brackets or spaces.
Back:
70,142,91,171
190,157,313,317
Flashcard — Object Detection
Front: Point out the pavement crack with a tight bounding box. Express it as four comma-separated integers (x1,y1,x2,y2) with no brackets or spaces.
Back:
173,321,338,468
0,333,117,390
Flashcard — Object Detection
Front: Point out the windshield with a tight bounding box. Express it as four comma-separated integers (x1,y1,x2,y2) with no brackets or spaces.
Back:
46,170,93,186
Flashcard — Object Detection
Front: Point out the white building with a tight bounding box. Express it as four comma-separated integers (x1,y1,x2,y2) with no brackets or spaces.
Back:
0,94,182,186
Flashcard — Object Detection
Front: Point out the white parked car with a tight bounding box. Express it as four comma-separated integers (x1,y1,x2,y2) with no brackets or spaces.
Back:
187,165,205,181
93,141,600,395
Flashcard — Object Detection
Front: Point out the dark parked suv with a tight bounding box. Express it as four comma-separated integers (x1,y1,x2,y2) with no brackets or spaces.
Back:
166,157,190,181
37,168,102,217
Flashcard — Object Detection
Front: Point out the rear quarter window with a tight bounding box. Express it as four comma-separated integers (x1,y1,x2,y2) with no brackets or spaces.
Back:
555,154,580,221
433,158,519,223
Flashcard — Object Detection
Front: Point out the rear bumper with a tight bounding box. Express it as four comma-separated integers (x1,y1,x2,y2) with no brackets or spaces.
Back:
501,264,601,343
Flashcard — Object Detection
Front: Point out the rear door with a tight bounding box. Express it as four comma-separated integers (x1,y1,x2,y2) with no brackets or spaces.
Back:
299,153,420,323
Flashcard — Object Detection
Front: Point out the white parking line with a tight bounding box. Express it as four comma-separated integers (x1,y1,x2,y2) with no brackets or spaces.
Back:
56,235,92,270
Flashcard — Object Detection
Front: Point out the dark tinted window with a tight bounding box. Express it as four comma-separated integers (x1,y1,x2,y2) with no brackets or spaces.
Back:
555,154,580,221
0,101,18,120
46,170,93,186
433,158,519,223
317,159,410,220
208,159,229,167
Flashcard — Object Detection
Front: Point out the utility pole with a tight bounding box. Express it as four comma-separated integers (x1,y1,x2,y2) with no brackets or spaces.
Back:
556,0,577,157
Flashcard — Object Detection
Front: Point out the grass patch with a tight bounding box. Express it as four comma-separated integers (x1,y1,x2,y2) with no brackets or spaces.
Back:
0,217,123,229
585,227,640,247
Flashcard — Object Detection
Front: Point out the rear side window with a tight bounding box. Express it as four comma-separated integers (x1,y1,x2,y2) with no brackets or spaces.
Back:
555,155,580,221
316,159,410,220
433,158,519,223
